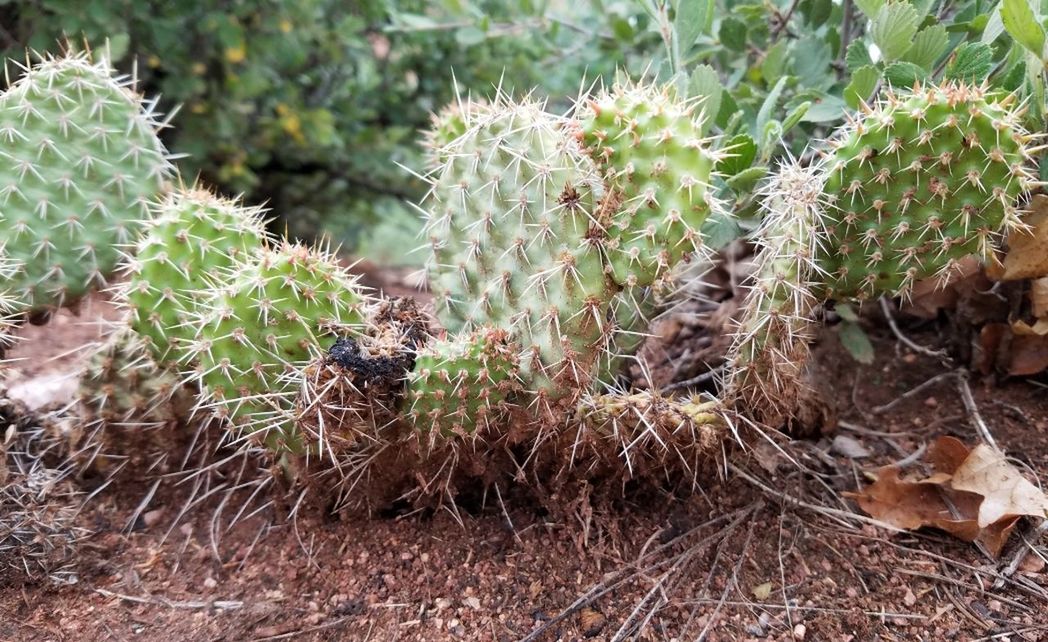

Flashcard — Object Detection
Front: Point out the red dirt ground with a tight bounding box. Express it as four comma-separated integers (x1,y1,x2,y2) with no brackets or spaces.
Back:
2,290,1047,641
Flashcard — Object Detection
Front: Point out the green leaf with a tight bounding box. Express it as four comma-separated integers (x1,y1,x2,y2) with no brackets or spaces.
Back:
719,16,748,52
699,209,742,250
675,0,715,50
983,5,1005,44
838,321,875,364
883,61,927,86
689,64,723,132
854,0,886,18
844,65,881,108
455,26,486,46
800,94,847,122
802,0,834,25
725,165,769,193
871,2,920,61
902,24,948,69
1001,0,1045,58
835,303,860,322
944,42,994,82
396,13,438,29
756,77,787,135
106,32,131,61
791,36,833,87
781,101,810,134
762,41,789,85
845,40,873,71
717,134,757,176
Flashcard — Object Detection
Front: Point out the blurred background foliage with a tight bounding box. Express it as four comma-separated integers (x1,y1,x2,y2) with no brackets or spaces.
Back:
1,0,1046,268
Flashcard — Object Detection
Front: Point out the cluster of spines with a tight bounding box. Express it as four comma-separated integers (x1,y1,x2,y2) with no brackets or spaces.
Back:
0,51,171,315
1,396,85,583
725,160,825,427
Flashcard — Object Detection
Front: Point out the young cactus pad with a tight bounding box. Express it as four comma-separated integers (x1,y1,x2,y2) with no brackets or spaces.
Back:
407,328,520,436
423,96,616,403
0,52,171,314
123,189,268,366
181,242,368,451
816,83,1034,298
577,81,721,287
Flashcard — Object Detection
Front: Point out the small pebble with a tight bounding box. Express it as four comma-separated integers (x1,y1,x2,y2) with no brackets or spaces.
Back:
793,623,806,640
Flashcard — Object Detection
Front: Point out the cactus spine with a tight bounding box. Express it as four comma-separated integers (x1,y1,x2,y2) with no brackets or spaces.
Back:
0,52,171,314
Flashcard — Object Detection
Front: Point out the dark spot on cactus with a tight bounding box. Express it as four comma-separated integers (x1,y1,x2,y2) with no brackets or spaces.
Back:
326,297,431,387
328,337,407,381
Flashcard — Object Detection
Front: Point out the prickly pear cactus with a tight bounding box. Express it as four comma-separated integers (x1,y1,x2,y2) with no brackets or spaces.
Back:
817,83,1033,298
407,328,520,436
0,249,21,358
123,189,268,366
423,96,616,407
79,327,181,427
726,160,823,426
0,52,171,314
181,242,368,452
577,81,721,287
728,83,1036,427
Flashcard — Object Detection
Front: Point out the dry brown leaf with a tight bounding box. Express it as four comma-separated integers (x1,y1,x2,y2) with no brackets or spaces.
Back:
849,437,1048,557
1007,333,1048,376
1003,195,1048,280
902,256,983,318
1012,319,1048,336
949,444,1048,527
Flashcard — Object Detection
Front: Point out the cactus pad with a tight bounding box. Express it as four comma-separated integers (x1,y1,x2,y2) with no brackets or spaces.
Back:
423,96,616,404
0,53,171,314
123,189,267,366
818,83,1033,298
182,241,368,451
578,81,721,287
407,328,520,437
78,326,181,427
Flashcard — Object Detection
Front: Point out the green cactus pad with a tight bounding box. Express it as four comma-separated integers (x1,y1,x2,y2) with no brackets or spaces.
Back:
818,83,1033,298
123,188,268,366
578,81,721,287
423,96,617,402
407,328,520,436
182,241,368,452
0,53,171,314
